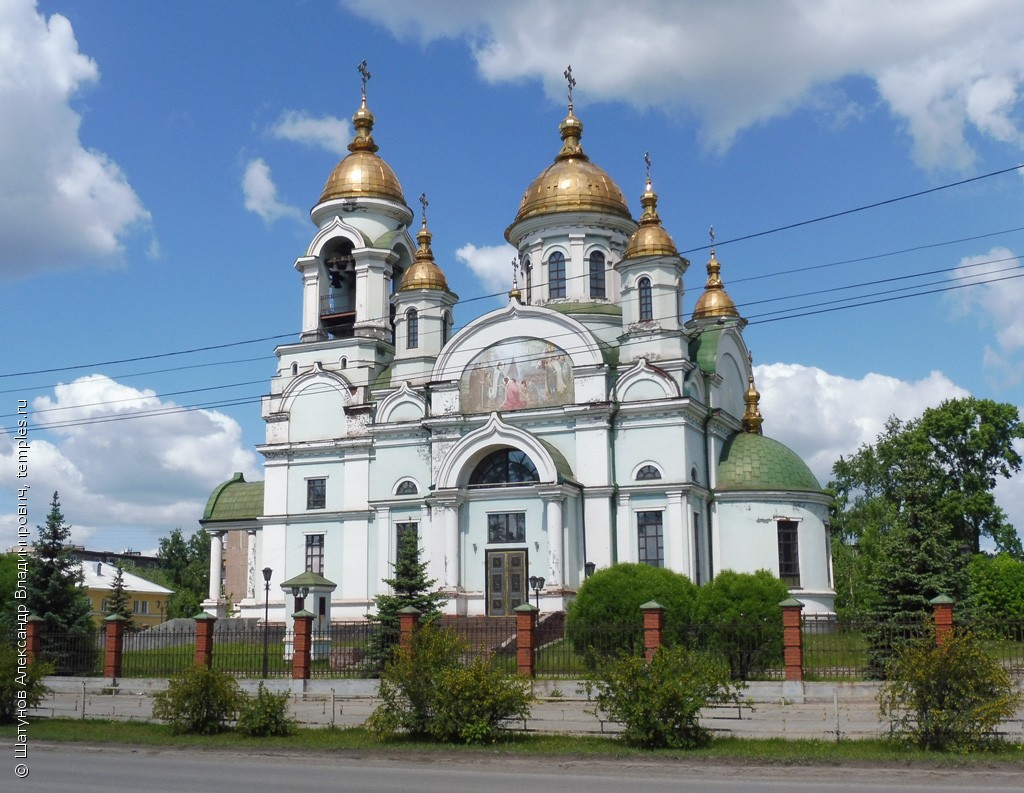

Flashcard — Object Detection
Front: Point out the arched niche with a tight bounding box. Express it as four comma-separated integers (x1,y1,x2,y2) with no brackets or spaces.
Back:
613,358,680,402
376,382,427,424
282,369,353,442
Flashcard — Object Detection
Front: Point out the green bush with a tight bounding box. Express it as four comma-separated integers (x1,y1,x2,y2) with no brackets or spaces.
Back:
968,553,1024,632
0,646,50,725
236,682,296,737
152,664,243,735
693,569,789,679
878,626,1022,752
565,563,698,660
366,623,531,744
586,645,743,749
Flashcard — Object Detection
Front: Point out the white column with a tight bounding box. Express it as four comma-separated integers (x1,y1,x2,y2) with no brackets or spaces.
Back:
375,507,391,596
444,505,460,589
245,529,257,599
295,257,323,341
615,493,631,564
207,531,224,601
543,494,564,587
665,490,685,573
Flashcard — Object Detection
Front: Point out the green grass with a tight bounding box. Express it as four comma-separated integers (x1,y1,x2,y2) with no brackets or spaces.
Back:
2,719,1022,766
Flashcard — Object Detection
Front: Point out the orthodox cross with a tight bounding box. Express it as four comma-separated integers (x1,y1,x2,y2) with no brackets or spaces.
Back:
419,192,429,225
358,59,371,99
644,150,651,182
709,225,715,247
564,65,576,108
511,257,520,291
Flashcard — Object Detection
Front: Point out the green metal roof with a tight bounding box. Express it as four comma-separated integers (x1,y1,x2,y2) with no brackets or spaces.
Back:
281,570,337,591
716,432,822,493
537,437,577,484
202,473,264,522
690,328,721,374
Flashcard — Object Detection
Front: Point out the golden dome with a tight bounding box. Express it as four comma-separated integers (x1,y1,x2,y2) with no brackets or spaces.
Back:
742,353,764,434
692,248,740,320
508,108,631,232
318,98,405,205
624,178,678,258
399,218,449,292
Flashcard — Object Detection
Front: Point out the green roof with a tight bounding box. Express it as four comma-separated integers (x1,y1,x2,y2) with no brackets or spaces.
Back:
690,328,721,374
202,473,264,522
716,432,822,493
537,437,576,484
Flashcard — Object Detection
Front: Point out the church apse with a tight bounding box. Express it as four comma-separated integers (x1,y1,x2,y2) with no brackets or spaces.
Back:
460,337,574,413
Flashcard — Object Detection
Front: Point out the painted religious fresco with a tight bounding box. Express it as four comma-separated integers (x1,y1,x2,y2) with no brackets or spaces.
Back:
461,337,574,413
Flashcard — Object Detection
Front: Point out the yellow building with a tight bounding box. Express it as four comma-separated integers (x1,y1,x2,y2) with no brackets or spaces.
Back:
81,561,173,629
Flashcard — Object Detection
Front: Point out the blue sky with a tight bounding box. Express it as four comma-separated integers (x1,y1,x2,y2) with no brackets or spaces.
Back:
2,0,1023,554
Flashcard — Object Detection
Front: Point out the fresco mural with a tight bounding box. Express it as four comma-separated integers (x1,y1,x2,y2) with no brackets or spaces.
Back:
461,337,574,413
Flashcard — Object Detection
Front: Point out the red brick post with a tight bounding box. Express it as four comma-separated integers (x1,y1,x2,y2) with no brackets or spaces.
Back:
398,606,421,655
194,612,217,667
104,615,127,679
25,615,43,665
779,598,805,682
930,595,955,647
514,603,538,677
640,601,665,661
292,610,314,680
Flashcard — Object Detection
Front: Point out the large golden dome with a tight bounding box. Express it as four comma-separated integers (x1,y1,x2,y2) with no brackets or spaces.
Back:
399,219,449,292
508,108,630,232
318,99,405,205
692,249,740,320
624,178,678,259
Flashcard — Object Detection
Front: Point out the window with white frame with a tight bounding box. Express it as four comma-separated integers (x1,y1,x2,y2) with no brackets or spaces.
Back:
306,478,326,510
777,520,800,587
548,252,566,298
637,511,664,567
636,464,662,481
305,534,324,574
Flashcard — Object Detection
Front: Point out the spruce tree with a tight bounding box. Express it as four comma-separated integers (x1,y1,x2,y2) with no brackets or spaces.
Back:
106,564,135,630
367,527,446,670
25,492,95,672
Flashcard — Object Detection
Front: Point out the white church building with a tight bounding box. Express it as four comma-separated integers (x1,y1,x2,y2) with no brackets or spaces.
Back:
200,78,835,623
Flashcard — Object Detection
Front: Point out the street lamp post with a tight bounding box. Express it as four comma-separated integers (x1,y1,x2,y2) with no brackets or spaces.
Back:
261,567,272,679
528,575,545,610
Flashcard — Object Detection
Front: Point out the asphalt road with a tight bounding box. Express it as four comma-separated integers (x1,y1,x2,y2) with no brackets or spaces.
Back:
8,745,1023,793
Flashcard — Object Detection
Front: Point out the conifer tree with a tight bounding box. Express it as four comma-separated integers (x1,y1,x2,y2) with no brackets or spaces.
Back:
25,492,95,671
106,564,135,630
367,527,446,670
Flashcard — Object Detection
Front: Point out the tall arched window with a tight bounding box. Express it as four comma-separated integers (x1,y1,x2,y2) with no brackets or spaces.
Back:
638,277,653,321
469,448,540,486
548,252,566,299
442,310,453,345
406,308,419,349
589,251,606,299
523,258,533,304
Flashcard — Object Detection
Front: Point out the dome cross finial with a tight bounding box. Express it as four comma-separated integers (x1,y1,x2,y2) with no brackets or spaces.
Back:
419,192,429,227
743,350,764,434
358,59,371,103
644,150,652,183
564,65,576,111
509,257,522,302
709,224,716,253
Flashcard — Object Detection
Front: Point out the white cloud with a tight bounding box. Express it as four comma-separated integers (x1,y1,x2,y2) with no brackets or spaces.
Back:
270,111,351,155
456,242,518,293
242,158,303,224
948,246,1024,382
0,375,260,553
343,0,1024,168
755,362,969,483
0,0,150,278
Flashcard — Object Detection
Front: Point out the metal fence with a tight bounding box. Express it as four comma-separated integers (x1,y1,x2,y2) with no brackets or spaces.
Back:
38,629,104,676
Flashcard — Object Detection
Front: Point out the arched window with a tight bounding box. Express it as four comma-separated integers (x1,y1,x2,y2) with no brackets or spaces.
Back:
442,310,453,345
638,277,653,321
589,251,606,299
548,252,566,299
395,480,418,496
636,464,662,481
406,308,419,349
523,258,533,304
469,448,540,486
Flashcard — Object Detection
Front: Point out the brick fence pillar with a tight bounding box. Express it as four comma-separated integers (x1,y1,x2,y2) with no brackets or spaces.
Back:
103,615,127,679
779,597,805,682
398,606,421,655
292,610,313,680
513,603,538,677
25,615,43,665
194,612,217,667
640,601,665,661
930,594,955,647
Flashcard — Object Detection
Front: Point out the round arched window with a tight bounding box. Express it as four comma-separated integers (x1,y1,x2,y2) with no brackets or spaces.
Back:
469,448,540,486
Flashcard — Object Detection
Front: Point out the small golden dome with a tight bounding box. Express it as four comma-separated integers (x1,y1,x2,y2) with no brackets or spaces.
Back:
742,353,764,434
692,248,740,320
399,218,449,292
319,97,405,205
624,178,678,258
508,107,630,232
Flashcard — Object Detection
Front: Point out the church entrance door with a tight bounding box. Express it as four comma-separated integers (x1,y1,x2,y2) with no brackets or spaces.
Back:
486,549,526,616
